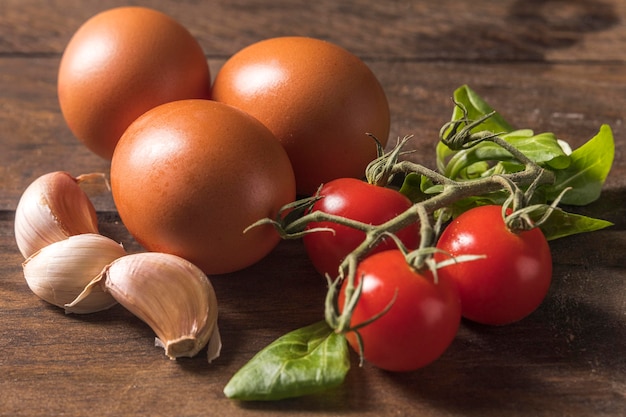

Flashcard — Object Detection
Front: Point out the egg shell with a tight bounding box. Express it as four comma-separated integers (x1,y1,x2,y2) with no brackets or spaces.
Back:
212,36,390,195
110,99,296,275
58,6,211,160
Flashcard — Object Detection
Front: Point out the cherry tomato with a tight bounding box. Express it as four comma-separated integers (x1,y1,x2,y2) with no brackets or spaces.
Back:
110,99,296,275
211,36,390,195
302,178,419,277
435,205,552,325
338,249,461,372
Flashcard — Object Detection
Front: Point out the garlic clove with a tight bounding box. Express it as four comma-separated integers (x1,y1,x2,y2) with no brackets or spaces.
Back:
206,324,222,364
22,233,126,314
68,252,219,360
14,171,100,259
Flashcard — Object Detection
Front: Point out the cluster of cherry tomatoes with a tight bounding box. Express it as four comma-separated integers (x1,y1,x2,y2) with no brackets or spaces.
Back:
303,178,552,372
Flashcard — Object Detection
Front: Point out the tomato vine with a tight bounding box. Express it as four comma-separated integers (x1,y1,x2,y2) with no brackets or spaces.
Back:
225,85,615,401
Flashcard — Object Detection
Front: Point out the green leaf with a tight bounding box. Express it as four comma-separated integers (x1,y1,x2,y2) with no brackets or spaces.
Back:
398,172,439,203
439,129,570,180
438,86,570,179
431,86,615,241
437,85,512,173
539,209,613,241
544,124,615,205
451,85,514,134
223,321,350,401
502,131,571,170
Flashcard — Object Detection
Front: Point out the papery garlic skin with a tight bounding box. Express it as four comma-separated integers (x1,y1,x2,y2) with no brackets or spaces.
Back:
70,252,220,360
22,233,126,314
14,171,99,258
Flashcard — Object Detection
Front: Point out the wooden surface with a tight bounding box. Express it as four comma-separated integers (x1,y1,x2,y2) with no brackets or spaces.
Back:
1,1,625,416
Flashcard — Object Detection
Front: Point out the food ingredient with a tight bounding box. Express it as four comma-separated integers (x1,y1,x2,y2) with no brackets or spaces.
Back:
338,249,461,372
302,178,419,277
14,171,99,258
68,252,221,360
435,205,553,325
110,99,296,275
22,233,126,314
223,321,349,401
212,36,390,195
57,6,211,159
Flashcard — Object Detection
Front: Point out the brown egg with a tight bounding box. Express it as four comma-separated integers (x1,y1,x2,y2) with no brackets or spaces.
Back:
211,36,390,195
58,7,211,160
110,99,296,275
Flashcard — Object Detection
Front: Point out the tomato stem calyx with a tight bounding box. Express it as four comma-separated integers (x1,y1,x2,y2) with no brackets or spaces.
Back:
503,185,573,233
365,135,415,186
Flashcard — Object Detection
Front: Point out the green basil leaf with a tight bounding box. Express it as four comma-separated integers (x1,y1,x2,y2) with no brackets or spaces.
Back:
501,131,571,170
539,209,613,241
447,194,508,218
440,129,570,180
543,124,615,206
451,85,514,134
397,173,446,203
223,321,350,401
436,139,456,174
430,87,615,241
437,85,513,173
398,172,427,202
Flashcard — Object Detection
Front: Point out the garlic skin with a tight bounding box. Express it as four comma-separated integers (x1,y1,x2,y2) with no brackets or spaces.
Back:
68,252,220,360
14,171,100,259
22,233,126,314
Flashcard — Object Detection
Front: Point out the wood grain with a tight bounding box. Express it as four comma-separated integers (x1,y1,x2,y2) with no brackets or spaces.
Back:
1,1,624,416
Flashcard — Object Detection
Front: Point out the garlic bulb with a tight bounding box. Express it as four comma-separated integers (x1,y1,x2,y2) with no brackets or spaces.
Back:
22,233,126,314
68,252,221,361
14,171,100,258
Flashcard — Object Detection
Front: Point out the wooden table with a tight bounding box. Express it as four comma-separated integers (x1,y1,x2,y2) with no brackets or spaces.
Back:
1,1,624,416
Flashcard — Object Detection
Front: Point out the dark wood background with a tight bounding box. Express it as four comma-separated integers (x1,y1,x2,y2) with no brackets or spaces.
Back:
1,1,624,416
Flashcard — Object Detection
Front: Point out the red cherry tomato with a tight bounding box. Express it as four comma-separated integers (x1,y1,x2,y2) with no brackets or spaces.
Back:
302,178,419,277
338,249,461,372
435,205,552,325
